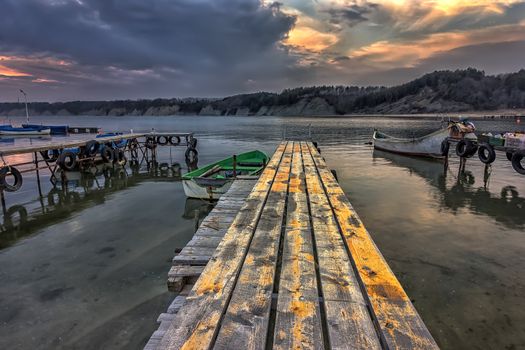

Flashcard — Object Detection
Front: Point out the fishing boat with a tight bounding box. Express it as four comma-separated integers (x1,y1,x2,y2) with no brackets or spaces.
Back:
182,150,268,199
373,122,477,158
0,125,51,135
23,124,69,134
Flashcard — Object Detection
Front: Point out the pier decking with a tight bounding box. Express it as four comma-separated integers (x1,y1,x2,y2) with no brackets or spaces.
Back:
0,132,193,156
155,141,438,349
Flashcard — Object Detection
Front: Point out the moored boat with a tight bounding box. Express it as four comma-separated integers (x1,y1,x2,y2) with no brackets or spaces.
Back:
373,122,477,158
22,124,69,134
182,150,268,199
0,125,51,135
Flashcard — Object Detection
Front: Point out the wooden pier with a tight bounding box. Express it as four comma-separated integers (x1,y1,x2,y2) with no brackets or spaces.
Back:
0,132,196,202
151,141,438,350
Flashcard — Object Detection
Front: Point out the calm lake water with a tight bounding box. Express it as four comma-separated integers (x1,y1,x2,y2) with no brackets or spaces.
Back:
0,115,524,349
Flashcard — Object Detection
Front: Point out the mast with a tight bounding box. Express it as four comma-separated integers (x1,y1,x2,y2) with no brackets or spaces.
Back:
20,89,29,123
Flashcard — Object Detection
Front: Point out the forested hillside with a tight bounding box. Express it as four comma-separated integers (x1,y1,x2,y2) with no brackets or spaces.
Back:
1,68,525,116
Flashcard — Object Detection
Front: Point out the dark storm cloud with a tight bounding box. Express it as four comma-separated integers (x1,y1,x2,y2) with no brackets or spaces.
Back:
326,4,377,27
0,0,297,100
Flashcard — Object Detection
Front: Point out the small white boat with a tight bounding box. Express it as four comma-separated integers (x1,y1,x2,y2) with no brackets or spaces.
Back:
373,122,477,158
0,125,51,135
373,128,450,158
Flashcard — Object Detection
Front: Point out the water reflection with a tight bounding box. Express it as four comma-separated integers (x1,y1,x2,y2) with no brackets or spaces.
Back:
0,162,186,250
373,150,525,229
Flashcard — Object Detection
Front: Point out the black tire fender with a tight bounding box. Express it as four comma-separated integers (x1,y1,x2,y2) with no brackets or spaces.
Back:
478,143,496,164
456,139,477,158
169,136,181,146
511,151,525,175
84,140,99,157
57,151,77,171
506,152,514,161
157,136,169,146
0,166,23,192
101,147,115,163
40,149,60,163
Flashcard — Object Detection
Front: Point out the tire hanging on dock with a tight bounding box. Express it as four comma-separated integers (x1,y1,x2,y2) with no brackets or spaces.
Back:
169,136,181,146
477,143,496,164
40,149,60,163
455,139,477,158
0,166,23,192
101,146,115,163
84,140,100,157
511,151,525,175
157,136,169,146
57,151,77,171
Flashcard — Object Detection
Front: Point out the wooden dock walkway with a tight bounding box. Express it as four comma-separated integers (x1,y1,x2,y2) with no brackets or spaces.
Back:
154,141,438,349
0,132,193,156
145,179,257,349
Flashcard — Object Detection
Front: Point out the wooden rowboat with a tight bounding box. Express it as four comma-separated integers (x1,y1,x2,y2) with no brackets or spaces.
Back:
373,122,479,159
182,150,268,200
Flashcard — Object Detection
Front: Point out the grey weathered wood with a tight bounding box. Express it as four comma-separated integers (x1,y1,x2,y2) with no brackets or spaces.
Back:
273,142,324,350
307,142,438,349
301,142,381,349
213,142,293,349
158,142,290,350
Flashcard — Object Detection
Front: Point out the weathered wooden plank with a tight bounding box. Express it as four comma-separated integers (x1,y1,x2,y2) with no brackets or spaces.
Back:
158,142,290,350
212,142,293,350
167,296,187,314
172,255,213,266
307,142,438,349
301,141,381,349
168,265,205,278
167,266,205,292
183,236,223,248
273,142,324,350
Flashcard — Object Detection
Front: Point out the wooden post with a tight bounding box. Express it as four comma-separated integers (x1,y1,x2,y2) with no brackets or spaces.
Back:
233,154,237,178
34,152,43,198
0,189,6,216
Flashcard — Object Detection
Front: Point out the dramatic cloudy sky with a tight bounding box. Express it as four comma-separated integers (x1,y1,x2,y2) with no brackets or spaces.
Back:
1,0,525,101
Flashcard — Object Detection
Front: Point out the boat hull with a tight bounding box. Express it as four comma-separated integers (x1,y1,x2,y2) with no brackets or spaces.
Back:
373,129,449,158
23,124,68,134
0,128,51,135
182,179,233,200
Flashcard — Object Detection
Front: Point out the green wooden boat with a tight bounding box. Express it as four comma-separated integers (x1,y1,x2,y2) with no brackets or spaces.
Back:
182,150,268,199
